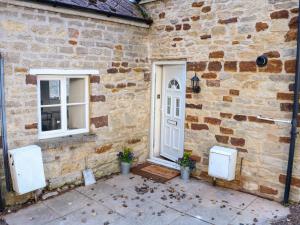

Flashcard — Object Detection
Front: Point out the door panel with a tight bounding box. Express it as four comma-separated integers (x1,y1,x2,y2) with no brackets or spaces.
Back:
160,65,186,162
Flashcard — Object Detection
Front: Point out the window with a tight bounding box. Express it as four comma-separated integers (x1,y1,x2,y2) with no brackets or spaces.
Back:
168,79,180,90
37,76,89,139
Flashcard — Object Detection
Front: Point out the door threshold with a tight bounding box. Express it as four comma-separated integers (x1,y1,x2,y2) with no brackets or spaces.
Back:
147,157,180,170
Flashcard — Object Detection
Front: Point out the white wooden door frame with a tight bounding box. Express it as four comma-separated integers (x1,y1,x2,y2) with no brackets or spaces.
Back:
148,60,187,170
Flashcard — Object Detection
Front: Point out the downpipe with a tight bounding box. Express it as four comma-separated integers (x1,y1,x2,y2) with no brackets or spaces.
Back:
283,0,300,205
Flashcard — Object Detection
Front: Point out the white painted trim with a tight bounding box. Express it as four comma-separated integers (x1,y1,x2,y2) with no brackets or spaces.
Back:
3,0,150,28
149,60,187,166
30,69,99,76
147,158,180,170
37,75,89,140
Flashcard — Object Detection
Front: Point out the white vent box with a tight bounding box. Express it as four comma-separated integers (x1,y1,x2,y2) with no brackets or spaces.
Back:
208,146,237,181
9,145,46,195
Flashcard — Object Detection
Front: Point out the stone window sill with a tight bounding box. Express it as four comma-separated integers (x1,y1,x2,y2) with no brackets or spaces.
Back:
36,133,97,149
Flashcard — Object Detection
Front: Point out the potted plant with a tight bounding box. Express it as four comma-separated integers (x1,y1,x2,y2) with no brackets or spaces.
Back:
177,152,196,181
117,147,134,175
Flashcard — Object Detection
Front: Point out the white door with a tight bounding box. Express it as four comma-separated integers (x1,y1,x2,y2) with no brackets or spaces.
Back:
160,65,186,161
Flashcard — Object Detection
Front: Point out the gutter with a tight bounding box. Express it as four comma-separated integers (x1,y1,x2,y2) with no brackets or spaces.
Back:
26,0,153,25
0,54,12,206
283,0,300,205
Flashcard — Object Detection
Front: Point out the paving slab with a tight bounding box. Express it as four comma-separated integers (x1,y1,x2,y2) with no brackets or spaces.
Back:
3,174,290,225
43,190,93,216
5,203,59,225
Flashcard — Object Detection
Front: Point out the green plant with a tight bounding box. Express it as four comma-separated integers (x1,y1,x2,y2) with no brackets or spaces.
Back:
177,152,196,170
117,147,134,163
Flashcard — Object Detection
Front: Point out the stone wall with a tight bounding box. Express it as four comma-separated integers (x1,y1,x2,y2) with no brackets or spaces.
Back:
0,2,151,205
145,0,300,202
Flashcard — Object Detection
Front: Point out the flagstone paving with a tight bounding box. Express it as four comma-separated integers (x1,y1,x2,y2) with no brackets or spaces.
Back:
4,174,290,225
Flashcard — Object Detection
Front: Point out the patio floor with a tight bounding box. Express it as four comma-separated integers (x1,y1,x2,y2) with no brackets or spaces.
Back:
4,174,289,225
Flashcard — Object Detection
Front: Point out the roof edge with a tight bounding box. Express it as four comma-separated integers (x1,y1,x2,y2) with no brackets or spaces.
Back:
23,0,153,25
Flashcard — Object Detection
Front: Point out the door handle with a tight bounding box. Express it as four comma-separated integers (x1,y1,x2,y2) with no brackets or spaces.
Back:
167,119,177,126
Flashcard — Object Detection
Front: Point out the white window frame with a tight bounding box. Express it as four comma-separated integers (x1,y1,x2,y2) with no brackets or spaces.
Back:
37,75,90,139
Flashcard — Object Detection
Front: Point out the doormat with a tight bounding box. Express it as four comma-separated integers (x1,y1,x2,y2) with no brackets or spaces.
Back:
131,162,179,183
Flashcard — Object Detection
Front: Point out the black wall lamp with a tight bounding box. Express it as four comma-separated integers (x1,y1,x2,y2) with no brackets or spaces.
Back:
191,73,201,93
256,55,268,67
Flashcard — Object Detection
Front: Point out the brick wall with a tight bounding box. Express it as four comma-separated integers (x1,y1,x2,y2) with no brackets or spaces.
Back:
0,2,151,205
145,0,300,201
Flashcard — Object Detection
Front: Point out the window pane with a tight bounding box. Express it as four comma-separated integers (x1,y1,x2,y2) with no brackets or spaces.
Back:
176,98,180,117
41,106,61,131
67,105,86,130
40,80,61,105
67,78,85,103
167,96,171,115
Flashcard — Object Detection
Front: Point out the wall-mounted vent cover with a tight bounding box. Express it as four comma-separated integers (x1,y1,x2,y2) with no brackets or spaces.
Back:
208,146,237,181
9,145,46,195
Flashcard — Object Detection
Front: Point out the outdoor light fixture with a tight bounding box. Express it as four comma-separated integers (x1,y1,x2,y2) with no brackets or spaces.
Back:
191,73,200,93
256,55,268,67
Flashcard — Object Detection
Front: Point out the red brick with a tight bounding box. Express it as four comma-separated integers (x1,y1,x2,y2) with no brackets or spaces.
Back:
259,185,278,195
277,92,293,101
291,8,299,14
186,115,198,122
191,123,209,130
256,22,269,32
90,75,100,83
201,72,217,79
220,113,232,119
112,62,120,67
259,59,283,73
90,95,106,102
285,29,297,42
229,89,239,96
127,82,136,87
26,75,37,85
95,144,113,154
206,80,220,87
248,116,275,124
230,137,245,147
191,16,200,21
289,16,298,29
165,25,174,32
239,61,257,72
270,10,289,19
91,115,108,128
215,135,229,144
285,60,296,73
187,61,207,71
159,12,165,19
218,17,238,24
186,103,202,109
25,123,37,130
233,115,247,121
183,24,191,30
175,24,182,30
204,117,221,125
121,62,128,67
209,51,224,59
279,137,290,144
202,6,211,13
224,61,237,72
116,83,126,88
192,2,204,7
127,138,141,144
208,61,222,71
223,96,232,102
190,155,201,162
264,51,280,58
182,18,190,22
200,34,211,40
107,68,118,73
280,103,293,112
220,127,234,135
173,37,183,41
279,174,300,188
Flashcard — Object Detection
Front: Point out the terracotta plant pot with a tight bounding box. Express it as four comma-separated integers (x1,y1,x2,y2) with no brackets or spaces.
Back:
120,162,131,175
180,166,191,181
